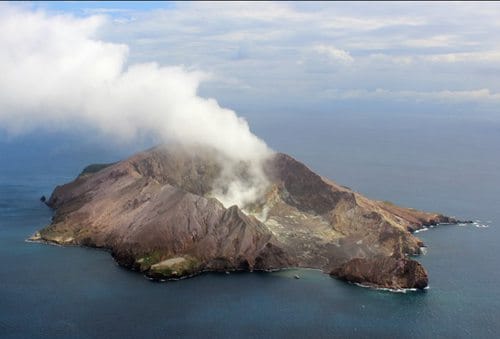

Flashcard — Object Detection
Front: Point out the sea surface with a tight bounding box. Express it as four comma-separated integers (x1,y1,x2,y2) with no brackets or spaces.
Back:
1,112,499,338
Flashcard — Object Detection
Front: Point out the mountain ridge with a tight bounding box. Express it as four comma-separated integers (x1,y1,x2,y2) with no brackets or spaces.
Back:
31,145,463,289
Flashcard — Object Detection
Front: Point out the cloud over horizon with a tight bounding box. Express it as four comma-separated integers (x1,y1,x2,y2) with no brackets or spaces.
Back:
0,4,269,156
0,4,273,209
83,1,499,114
3,1,499,118
1,1,499,208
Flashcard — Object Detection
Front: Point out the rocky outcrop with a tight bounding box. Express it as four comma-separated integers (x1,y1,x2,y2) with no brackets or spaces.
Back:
32,145,464,289
330,257,428,290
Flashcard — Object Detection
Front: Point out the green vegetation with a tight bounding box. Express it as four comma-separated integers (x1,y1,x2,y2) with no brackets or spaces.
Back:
143,255,201,278
136,250,164,271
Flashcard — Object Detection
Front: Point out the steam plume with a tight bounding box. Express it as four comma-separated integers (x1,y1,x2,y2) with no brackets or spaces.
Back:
0,5,272,208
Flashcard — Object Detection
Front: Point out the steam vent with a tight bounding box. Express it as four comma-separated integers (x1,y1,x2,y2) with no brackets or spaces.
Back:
32,145,462,290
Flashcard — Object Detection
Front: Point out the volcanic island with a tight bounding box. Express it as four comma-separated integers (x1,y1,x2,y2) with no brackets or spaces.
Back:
30,145,465,290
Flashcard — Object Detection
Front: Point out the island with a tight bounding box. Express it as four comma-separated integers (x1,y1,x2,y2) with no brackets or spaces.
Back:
30,145,463,290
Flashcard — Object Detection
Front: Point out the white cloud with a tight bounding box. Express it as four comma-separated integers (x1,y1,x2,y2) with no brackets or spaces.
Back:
85,1,500,105
2,1,500,145
403,34,458,48
196,2,309,22
365,50,500,67
0,4,273,208
313,44,354,64
320,15,427,31
322,88,500,103
367,54,414,65
422,51,500,63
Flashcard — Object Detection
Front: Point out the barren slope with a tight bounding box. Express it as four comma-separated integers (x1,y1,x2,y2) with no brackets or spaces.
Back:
31,145,461,289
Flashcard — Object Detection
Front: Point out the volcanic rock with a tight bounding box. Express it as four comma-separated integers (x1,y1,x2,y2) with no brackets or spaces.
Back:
31,145,462,289
331,257,428,290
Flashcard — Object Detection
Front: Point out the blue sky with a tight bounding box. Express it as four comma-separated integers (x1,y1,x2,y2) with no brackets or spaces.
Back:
30,1,175,14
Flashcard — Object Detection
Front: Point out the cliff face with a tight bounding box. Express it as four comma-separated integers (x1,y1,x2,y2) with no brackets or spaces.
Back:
32,145,458,289
331,257,428,290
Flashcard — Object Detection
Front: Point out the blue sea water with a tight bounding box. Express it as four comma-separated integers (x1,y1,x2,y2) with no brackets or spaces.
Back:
1,112,499,338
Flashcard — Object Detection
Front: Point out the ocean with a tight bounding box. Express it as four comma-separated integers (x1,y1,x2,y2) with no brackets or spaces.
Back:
1,111,499,338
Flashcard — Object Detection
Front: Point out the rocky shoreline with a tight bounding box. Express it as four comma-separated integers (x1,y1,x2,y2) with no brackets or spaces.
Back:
31,145,468,290
30,220,464,291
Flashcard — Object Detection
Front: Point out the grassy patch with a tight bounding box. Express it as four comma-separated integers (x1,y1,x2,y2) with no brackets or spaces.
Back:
147,255,201,278
136,250,164,271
